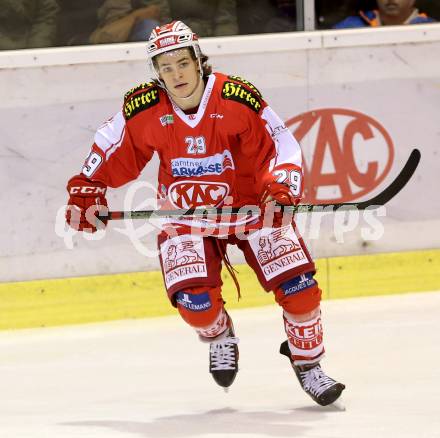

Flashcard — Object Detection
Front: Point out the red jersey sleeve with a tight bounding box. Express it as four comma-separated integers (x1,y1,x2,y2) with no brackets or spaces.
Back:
80,83,159,187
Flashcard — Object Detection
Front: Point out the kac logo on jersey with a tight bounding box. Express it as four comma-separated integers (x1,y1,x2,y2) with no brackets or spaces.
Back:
168,181,229,209
171,150,235,177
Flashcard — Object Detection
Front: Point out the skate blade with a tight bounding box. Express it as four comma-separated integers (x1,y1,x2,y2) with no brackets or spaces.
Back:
331,399,346,411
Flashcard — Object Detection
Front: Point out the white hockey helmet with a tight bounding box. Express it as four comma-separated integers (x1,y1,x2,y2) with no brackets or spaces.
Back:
146,20,202,85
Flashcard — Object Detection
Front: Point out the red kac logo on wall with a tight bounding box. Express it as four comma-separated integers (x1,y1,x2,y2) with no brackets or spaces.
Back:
286,108,395,203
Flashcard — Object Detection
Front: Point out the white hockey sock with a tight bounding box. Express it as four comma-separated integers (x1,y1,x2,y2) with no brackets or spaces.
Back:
283,310,325,366
196,309,230,340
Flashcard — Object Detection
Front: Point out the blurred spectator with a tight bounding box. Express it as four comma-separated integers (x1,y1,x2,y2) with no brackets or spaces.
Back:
90,0,170,44
0,0,59,50
168,0,238,37
265,0,296,33
57,0,103,46
316,0,357,29
415,0,440,20
238,0,297,34
334,0,436,28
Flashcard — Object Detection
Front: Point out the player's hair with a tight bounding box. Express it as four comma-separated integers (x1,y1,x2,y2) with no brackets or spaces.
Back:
197,52,213,77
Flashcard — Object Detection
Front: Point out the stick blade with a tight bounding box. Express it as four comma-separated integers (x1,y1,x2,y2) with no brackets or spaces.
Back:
356,148,421,209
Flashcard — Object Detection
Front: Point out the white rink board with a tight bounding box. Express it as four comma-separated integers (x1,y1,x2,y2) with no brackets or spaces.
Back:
1,26,440,281
1,292,439,438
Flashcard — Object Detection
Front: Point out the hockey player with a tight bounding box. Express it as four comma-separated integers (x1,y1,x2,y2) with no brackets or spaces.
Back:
65,21,345,406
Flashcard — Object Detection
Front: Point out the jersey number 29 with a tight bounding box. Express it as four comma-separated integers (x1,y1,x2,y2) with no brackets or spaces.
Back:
185,136,206,154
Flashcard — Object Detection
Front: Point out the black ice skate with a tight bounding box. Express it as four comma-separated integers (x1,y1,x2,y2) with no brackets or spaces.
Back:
209,327,239,389
279,340,345,406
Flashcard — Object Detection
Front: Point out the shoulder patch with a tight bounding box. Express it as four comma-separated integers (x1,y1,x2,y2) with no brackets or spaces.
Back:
124,82,156,100
227,75,262,98
221,81,263,113
123,82,160,120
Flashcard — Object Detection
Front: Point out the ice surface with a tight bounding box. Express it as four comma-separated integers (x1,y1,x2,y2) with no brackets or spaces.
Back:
1,291,439,438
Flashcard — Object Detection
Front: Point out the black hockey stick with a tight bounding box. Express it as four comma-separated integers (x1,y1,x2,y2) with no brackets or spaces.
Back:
100,148,420,221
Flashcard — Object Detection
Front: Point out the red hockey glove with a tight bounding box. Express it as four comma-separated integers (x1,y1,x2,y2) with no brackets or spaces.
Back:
260,164,303,206
66,174,108,232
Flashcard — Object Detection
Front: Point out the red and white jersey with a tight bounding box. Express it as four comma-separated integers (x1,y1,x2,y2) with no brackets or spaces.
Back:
81,72,302,233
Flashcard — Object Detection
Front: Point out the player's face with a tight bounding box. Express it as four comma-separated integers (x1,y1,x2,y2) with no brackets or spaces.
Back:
377,0,415,17
156,49,200,98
